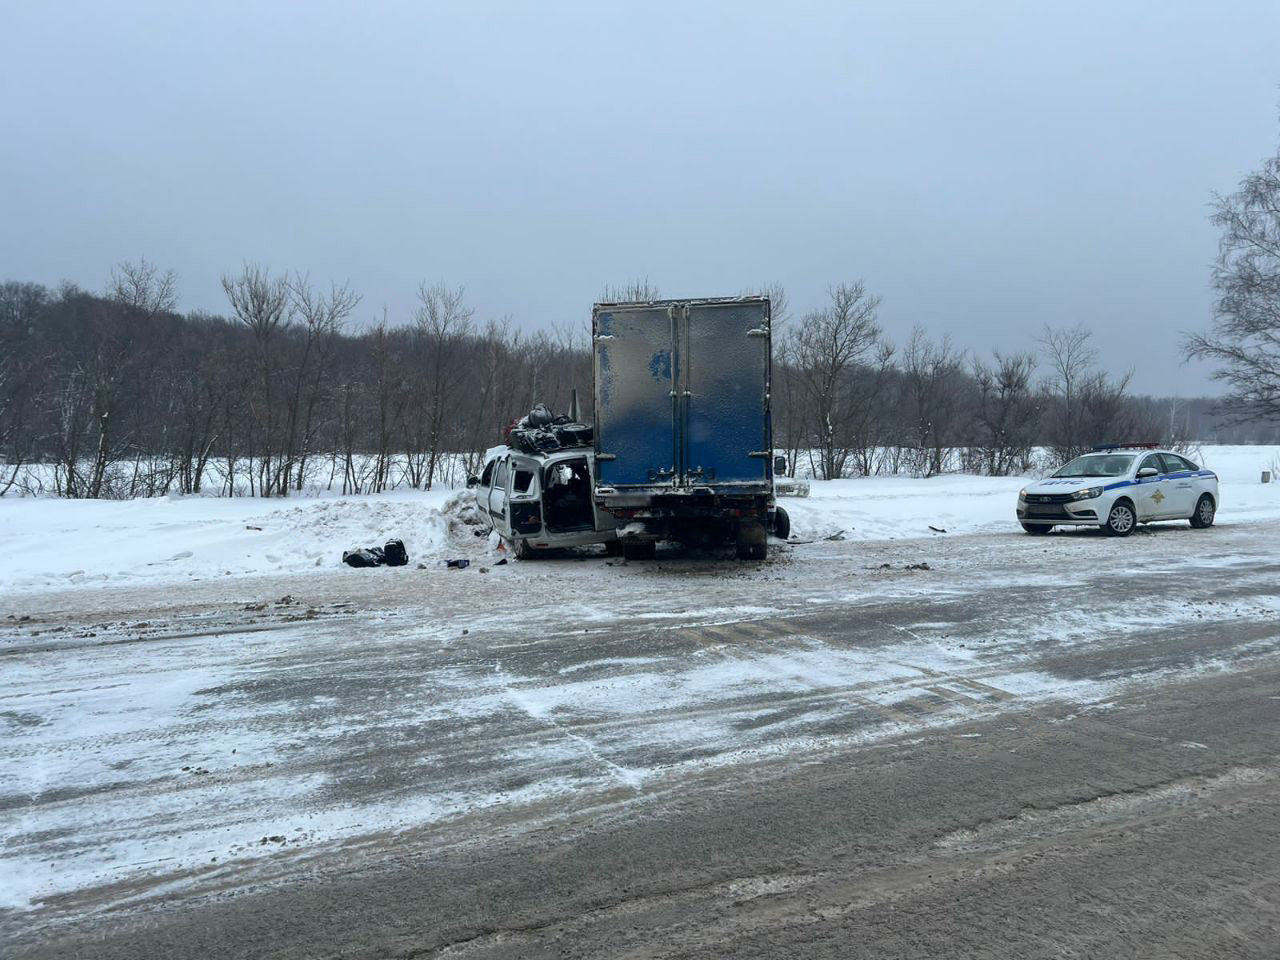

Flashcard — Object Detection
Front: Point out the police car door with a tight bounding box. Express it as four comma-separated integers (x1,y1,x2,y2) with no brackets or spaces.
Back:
1135,453,1174,519
1159,453,1197,517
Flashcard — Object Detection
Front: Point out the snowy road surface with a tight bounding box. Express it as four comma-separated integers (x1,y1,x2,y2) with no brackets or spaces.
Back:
4,513,1280,958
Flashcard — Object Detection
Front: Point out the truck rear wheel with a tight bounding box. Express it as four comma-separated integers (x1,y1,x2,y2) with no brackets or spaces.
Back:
772,506,790,541
736,521,767,560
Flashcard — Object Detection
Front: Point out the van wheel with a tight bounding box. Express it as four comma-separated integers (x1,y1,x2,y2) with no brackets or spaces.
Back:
1190,494,1216,529
604,539,623,557
512,538,535,560
1021,523,1052,535
736,522,767,560
621,539,656,561
1104,500,1136,537
773,506,791,540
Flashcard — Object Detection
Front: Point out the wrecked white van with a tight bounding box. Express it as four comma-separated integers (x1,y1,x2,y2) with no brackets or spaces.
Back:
469,445,619,558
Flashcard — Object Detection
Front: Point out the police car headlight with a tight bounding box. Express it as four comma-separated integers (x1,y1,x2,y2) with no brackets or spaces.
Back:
1018,488,1028,500
1072,486,1103,501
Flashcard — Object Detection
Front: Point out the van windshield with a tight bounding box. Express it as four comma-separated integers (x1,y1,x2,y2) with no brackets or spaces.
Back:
1052,454,1135,478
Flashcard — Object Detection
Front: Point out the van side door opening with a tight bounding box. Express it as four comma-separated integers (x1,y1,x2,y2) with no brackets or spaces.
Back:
488,459,509,528
543,458,594,532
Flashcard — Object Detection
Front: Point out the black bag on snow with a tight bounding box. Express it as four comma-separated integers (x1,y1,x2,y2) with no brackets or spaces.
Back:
383,539,408,566
342,546,385,568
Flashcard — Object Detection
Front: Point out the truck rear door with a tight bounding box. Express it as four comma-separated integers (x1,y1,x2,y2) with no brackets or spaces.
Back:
681,299,770,486
593,303,677,488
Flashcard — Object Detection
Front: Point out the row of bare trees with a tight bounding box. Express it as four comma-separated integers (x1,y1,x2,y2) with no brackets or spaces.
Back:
771,281,1197,480
5,124,1279,498
0,260,1273,499
0,263,588,498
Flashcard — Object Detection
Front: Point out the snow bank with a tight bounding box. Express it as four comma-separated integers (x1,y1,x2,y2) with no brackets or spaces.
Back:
784,474,1027,540
1196,444,1280,521
1,446,1277,597
0,488,460,595
784,444,1280,541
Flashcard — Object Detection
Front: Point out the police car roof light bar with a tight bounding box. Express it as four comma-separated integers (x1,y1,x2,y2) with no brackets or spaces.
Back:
1091,442,1160,451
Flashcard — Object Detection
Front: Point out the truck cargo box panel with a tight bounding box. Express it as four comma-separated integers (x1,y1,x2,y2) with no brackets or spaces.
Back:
593,297,771,493
684,300,770,486
594,304,676,487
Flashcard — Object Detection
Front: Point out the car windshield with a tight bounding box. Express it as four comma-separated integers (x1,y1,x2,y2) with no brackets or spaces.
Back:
1051,454,1135,478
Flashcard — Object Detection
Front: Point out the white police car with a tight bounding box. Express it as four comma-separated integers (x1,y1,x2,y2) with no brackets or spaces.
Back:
1017,446,1219,537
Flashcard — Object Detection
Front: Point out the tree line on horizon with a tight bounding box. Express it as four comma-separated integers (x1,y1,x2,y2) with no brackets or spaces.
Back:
6,114,1279,500
0,265,1272,500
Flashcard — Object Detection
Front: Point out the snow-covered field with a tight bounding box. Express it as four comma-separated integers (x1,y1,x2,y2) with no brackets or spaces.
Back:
1,446,1277,596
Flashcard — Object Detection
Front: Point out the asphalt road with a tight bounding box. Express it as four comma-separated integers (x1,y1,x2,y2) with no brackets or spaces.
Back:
4,519,1280,958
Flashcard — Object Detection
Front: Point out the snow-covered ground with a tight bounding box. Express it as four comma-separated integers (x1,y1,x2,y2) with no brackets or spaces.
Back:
1,444,1278,924
0,446,1277,597
3,511,1278,922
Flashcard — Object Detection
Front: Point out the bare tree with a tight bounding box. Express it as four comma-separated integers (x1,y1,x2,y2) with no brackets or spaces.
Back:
900,328,966,477
222,264,290,494
1185,134,1280,423
0,282,45,494
738,283,790,328
1037,323,1098,461
367,316,406,493
787,282,885,479
415,282,475,488
222,264,290,342
1076,369,1150,444
969,351,1039,475
109,258,179,314
287,275,360,490
601,278,661,302
62,268,185,498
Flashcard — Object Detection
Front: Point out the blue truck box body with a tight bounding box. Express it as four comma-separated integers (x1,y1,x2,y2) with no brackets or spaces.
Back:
592,297,775,553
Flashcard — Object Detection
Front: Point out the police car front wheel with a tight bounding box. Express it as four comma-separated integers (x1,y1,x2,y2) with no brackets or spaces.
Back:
1104,500,1136,537
1190,494,1216,529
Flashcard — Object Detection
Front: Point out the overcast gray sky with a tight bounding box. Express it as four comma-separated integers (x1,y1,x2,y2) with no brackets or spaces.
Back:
3,1,1278,393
